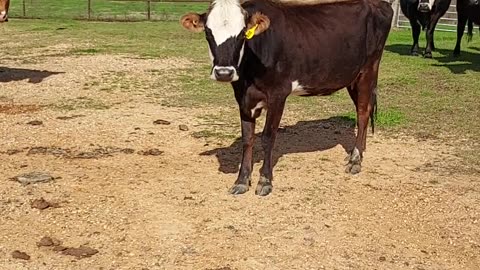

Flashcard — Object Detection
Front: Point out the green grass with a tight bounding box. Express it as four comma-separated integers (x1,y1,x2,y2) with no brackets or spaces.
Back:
9,0,208,21
342,109,406,128
1,18,479,165
1,19,208,60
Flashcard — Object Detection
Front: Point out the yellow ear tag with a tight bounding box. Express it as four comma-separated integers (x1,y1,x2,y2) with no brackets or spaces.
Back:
245,24,259,40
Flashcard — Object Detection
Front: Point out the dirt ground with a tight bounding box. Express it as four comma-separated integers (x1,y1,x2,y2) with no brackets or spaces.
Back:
0,54,479,270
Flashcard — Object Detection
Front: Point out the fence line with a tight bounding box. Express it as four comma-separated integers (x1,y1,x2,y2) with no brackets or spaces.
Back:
392,0,468,33
12,0,466,29
11,0,211,22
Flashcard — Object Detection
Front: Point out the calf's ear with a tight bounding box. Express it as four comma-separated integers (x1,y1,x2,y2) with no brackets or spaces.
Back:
247,12,270,37
180,13,206,33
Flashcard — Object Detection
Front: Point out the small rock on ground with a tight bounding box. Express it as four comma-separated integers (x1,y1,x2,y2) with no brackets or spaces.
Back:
31,198,59,210
179,125,189,131
61,246,99,259
11,250,30,260
153,119,171,125
26,120,43,126
13,172,54,185
37,236,62,247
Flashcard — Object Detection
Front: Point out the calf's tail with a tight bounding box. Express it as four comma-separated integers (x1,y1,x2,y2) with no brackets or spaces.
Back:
370,88,378,134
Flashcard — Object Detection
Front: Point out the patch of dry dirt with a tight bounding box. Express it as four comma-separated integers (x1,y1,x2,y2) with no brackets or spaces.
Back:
1,55,479,270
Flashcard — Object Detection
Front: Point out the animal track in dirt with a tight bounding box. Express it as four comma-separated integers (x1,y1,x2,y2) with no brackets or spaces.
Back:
35,236,98,259
20,146,136,159
56,114,85,120
137,149,164,156
0,104,41,115
2,146,169,159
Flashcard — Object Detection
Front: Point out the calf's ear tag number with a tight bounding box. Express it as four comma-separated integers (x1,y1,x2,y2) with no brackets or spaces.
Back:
245,24,259,40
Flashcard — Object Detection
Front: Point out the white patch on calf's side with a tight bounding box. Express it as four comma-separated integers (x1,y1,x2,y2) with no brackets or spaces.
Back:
207,0,245,46
251,101,266,118
291,80,309,96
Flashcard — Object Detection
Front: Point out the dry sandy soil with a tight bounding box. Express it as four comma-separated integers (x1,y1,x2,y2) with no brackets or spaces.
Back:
0,53,479,270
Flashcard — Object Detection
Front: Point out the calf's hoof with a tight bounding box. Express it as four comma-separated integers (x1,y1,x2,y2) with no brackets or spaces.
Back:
229,184,249,195
411,51,419,56
423,52,432,58
255,176,273,196
345,148,362,175
345,163,362,174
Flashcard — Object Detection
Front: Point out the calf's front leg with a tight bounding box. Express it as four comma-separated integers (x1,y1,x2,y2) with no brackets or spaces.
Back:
229,111,256,195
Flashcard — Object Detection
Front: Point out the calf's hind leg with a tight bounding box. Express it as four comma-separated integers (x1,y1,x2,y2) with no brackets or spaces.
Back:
256,95,287,196
346,61,379,174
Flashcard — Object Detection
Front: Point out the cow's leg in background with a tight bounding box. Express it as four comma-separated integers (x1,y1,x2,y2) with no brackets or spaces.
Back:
454,12,469,56
408,17,422,55
424,12,442,58
256,93,288,196
346,59,380,174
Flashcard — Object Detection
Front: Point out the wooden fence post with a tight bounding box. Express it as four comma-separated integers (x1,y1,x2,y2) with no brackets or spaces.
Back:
88,0,92,20
22,0,26,17
391,0,400,29
147,0,151,21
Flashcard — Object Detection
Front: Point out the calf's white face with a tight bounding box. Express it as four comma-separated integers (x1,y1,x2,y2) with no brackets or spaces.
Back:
205,0,246,82
181,0,270,82
418,0,435,12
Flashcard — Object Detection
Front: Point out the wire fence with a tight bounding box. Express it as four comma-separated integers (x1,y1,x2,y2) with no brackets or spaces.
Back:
10,0,466,30
9,0,210,21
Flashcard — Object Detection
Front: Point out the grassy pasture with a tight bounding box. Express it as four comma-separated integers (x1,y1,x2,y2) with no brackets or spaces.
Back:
1,18,479,166
9,0,208,21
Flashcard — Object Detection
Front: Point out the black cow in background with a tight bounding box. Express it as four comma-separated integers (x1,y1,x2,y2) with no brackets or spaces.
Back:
400,0,451,57
454,0,480,56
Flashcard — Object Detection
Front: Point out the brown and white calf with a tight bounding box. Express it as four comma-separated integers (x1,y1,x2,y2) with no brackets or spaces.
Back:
181,0,393,196
0,0,9,22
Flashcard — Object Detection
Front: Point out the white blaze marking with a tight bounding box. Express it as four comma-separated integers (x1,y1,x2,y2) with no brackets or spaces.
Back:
291,80,309,96
251,101,266,118
419,0,435,10
0,11,6,15
238,43,245,66
207,0,245,46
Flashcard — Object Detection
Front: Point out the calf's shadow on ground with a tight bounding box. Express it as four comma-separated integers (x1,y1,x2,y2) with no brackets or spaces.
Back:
0,67,64,84
385,44,480,74
200,116,357,174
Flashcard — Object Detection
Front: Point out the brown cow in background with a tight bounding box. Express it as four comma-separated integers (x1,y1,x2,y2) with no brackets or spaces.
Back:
0,0,9,22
